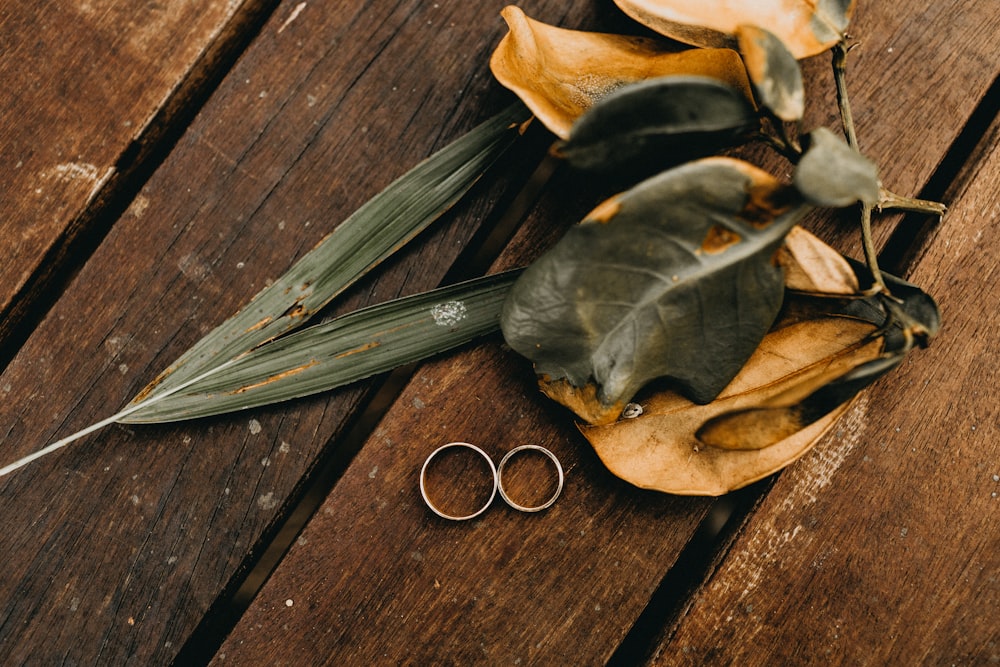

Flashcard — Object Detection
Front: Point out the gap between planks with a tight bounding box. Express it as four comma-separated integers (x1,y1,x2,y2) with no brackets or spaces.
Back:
173,70,1000,667
880,71,1000,275
603,70,1000,666
171,132,559,665
0,0,284,374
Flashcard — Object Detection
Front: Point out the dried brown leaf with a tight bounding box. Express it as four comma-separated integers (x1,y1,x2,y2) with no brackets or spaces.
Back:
614,0,856,59
489,5,751,139
581,314,881,495
777,226,859,295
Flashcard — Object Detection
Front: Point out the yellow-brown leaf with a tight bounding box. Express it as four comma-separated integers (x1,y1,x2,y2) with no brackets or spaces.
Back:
489,5,752,139
581,314,881,495
777,225,859,295
614,0,856,59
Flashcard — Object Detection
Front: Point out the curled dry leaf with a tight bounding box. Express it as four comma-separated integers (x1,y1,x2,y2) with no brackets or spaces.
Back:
489,5,751,139
777,225,858,295
736,24,804,122
580,246,940,495
581,310,881,495
614,0,856,59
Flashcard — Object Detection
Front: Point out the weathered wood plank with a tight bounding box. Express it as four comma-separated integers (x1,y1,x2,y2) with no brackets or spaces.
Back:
646,101,1000,666
0,0,276,354
0,1,556,663
207,165,716,663
212,1,999,663
0,0,995,665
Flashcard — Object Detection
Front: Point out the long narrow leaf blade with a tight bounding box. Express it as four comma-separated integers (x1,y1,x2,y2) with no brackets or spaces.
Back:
121,270,521,423
129,103,530,407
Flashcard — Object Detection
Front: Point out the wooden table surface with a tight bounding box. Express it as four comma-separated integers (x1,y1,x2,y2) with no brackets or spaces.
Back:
1,1,997,664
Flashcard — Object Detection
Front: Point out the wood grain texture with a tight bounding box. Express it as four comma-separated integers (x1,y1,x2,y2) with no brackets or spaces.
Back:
213,341,710,665
761,0,999,259
0,0,272,351
208,158,717,663
648,111,1000,667
212,2,999,664
0,0,549,663
0,0,996,665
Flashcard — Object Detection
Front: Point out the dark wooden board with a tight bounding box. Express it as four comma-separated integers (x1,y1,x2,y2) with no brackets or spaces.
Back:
0,0,275,352
207,161,717,664
212,1,1000,663
0,0,996,665
211,337,710,665
0,0,562,663
649,111,1000,666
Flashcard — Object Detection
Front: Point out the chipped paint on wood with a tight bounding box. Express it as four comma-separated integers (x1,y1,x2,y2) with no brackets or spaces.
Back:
704,396,869,611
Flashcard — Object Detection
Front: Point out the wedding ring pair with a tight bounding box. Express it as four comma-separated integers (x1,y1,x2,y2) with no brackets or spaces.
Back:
419,442,564,521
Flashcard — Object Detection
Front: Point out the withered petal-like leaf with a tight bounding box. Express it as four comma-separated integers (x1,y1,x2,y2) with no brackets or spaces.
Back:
582,252,941,495
500,157,810,424
489,6,752,139
581,310,882,495
692,267,939,451
736,24,804,121
694,344,896,450
794,127,879,207
558,75,758,173
614,0,855,59
777,225,859,294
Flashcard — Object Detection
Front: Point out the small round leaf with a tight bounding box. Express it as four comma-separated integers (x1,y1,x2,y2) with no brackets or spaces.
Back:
793,127,879,206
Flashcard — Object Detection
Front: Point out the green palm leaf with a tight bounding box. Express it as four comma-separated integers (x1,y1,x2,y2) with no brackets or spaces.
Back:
128,103,529,407
0,104,529,477
122,270,519,422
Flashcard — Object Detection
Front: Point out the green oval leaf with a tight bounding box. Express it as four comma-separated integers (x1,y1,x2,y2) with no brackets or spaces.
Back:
793,127,879,206
500,157,810,424
558,76,757,174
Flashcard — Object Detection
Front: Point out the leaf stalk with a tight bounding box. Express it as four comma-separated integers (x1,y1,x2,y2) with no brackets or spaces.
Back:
833,40,888,293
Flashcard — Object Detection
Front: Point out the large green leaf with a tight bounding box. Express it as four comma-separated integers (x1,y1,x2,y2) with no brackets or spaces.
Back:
500,156,811,425
121,271,520,423
558,76,757,174
127,103,529,408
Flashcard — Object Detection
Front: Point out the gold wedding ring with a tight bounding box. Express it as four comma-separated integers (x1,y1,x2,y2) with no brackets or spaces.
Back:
497,445,564,513
419,442,497,521
420,443,564,519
